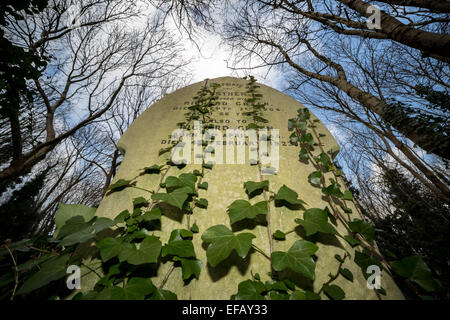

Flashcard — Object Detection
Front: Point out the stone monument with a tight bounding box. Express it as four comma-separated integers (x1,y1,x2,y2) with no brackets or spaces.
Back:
87,76,404,300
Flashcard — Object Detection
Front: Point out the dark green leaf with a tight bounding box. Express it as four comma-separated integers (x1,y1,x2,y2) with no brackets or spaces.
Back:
274,185,306,206
228,200,268,224
342,190,354,201
308,171,322,186
392,255,441,292
295,208,338,236
191,223,199,233
298,148,309,162
201,225,256,267
136,208,162,223
273,230,286,241
271,240,318,280
151,187,190,210
348,219,375,242
119,236,162,265
195,198,208,209
321,183,343,198
54,203,96,236
343,235,360,247
243,180,269,197
322,284,345,300
234,280,265,300
340,268,354,282
162,239,196,259
132,197,148,208
17,255,69,294
173,257,202,280
198,182,208,190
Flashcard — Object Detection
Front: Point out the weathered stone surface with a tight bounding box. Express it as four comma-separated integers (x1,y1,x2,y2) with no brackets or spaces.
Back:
87,76,404,300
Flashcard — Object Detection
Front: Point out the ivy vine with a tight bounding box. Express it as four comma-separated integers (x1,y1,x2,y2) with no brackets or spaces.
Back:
0,77,442,301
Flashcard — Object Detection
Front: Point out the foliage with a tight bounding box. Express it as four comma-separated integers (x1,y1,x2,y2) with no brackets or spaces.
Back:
365,167,450,298
0,77,442,301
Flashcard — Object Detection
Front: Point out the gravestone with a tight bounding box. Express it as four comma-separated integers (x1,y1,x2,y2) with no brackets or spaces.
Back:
88,76,404,299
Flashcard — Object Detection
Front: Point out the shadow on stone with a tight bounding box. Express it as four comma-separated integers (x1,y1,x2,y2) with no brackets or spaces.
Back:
294,225,344,249
231,215,267,232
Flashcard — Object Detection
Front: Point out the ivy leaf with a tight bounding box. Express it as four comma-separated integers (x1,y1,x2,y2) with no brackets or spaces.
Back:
289,132,298,144
354,250,381,279
59,226,95,247
271,240,318,280
308,171,322,186
342,190,354,201
165,176,184,189
97,237,123,262
57,216,91,240
16,255,69,295
96,277,157,300
201,225,256,267
298,148,309,162
114,210,130,223
162,238,196,259
136,208,162,223
391,255,442,292
274,185,306,206
234,280,265,300
317,152,332,169
107,179,132,192
151,187,190,210
193,170,203,177
265,281,288,292
149,289,178,300
54,203,96,236
119,236,162,265
321,183,343,198
273,230,286,241
322,284,345,300
143,165,163,174
178,173,197,192
228,200,268,224
300,133,314,145
132,197,148,208
348,219,375,242
289,290,321,300
93,217,115,233
343,235,360,247
191,223,199,233
243,180,269,198
122,277,157,300
173,257,202,280
198,182,208,190
195,198,208,209
295,208,338,236
340,268,354,282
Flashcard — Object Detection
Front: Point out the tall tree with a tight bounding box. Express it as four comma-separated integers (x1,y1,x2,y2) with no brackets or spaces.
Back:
0,0,188,185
